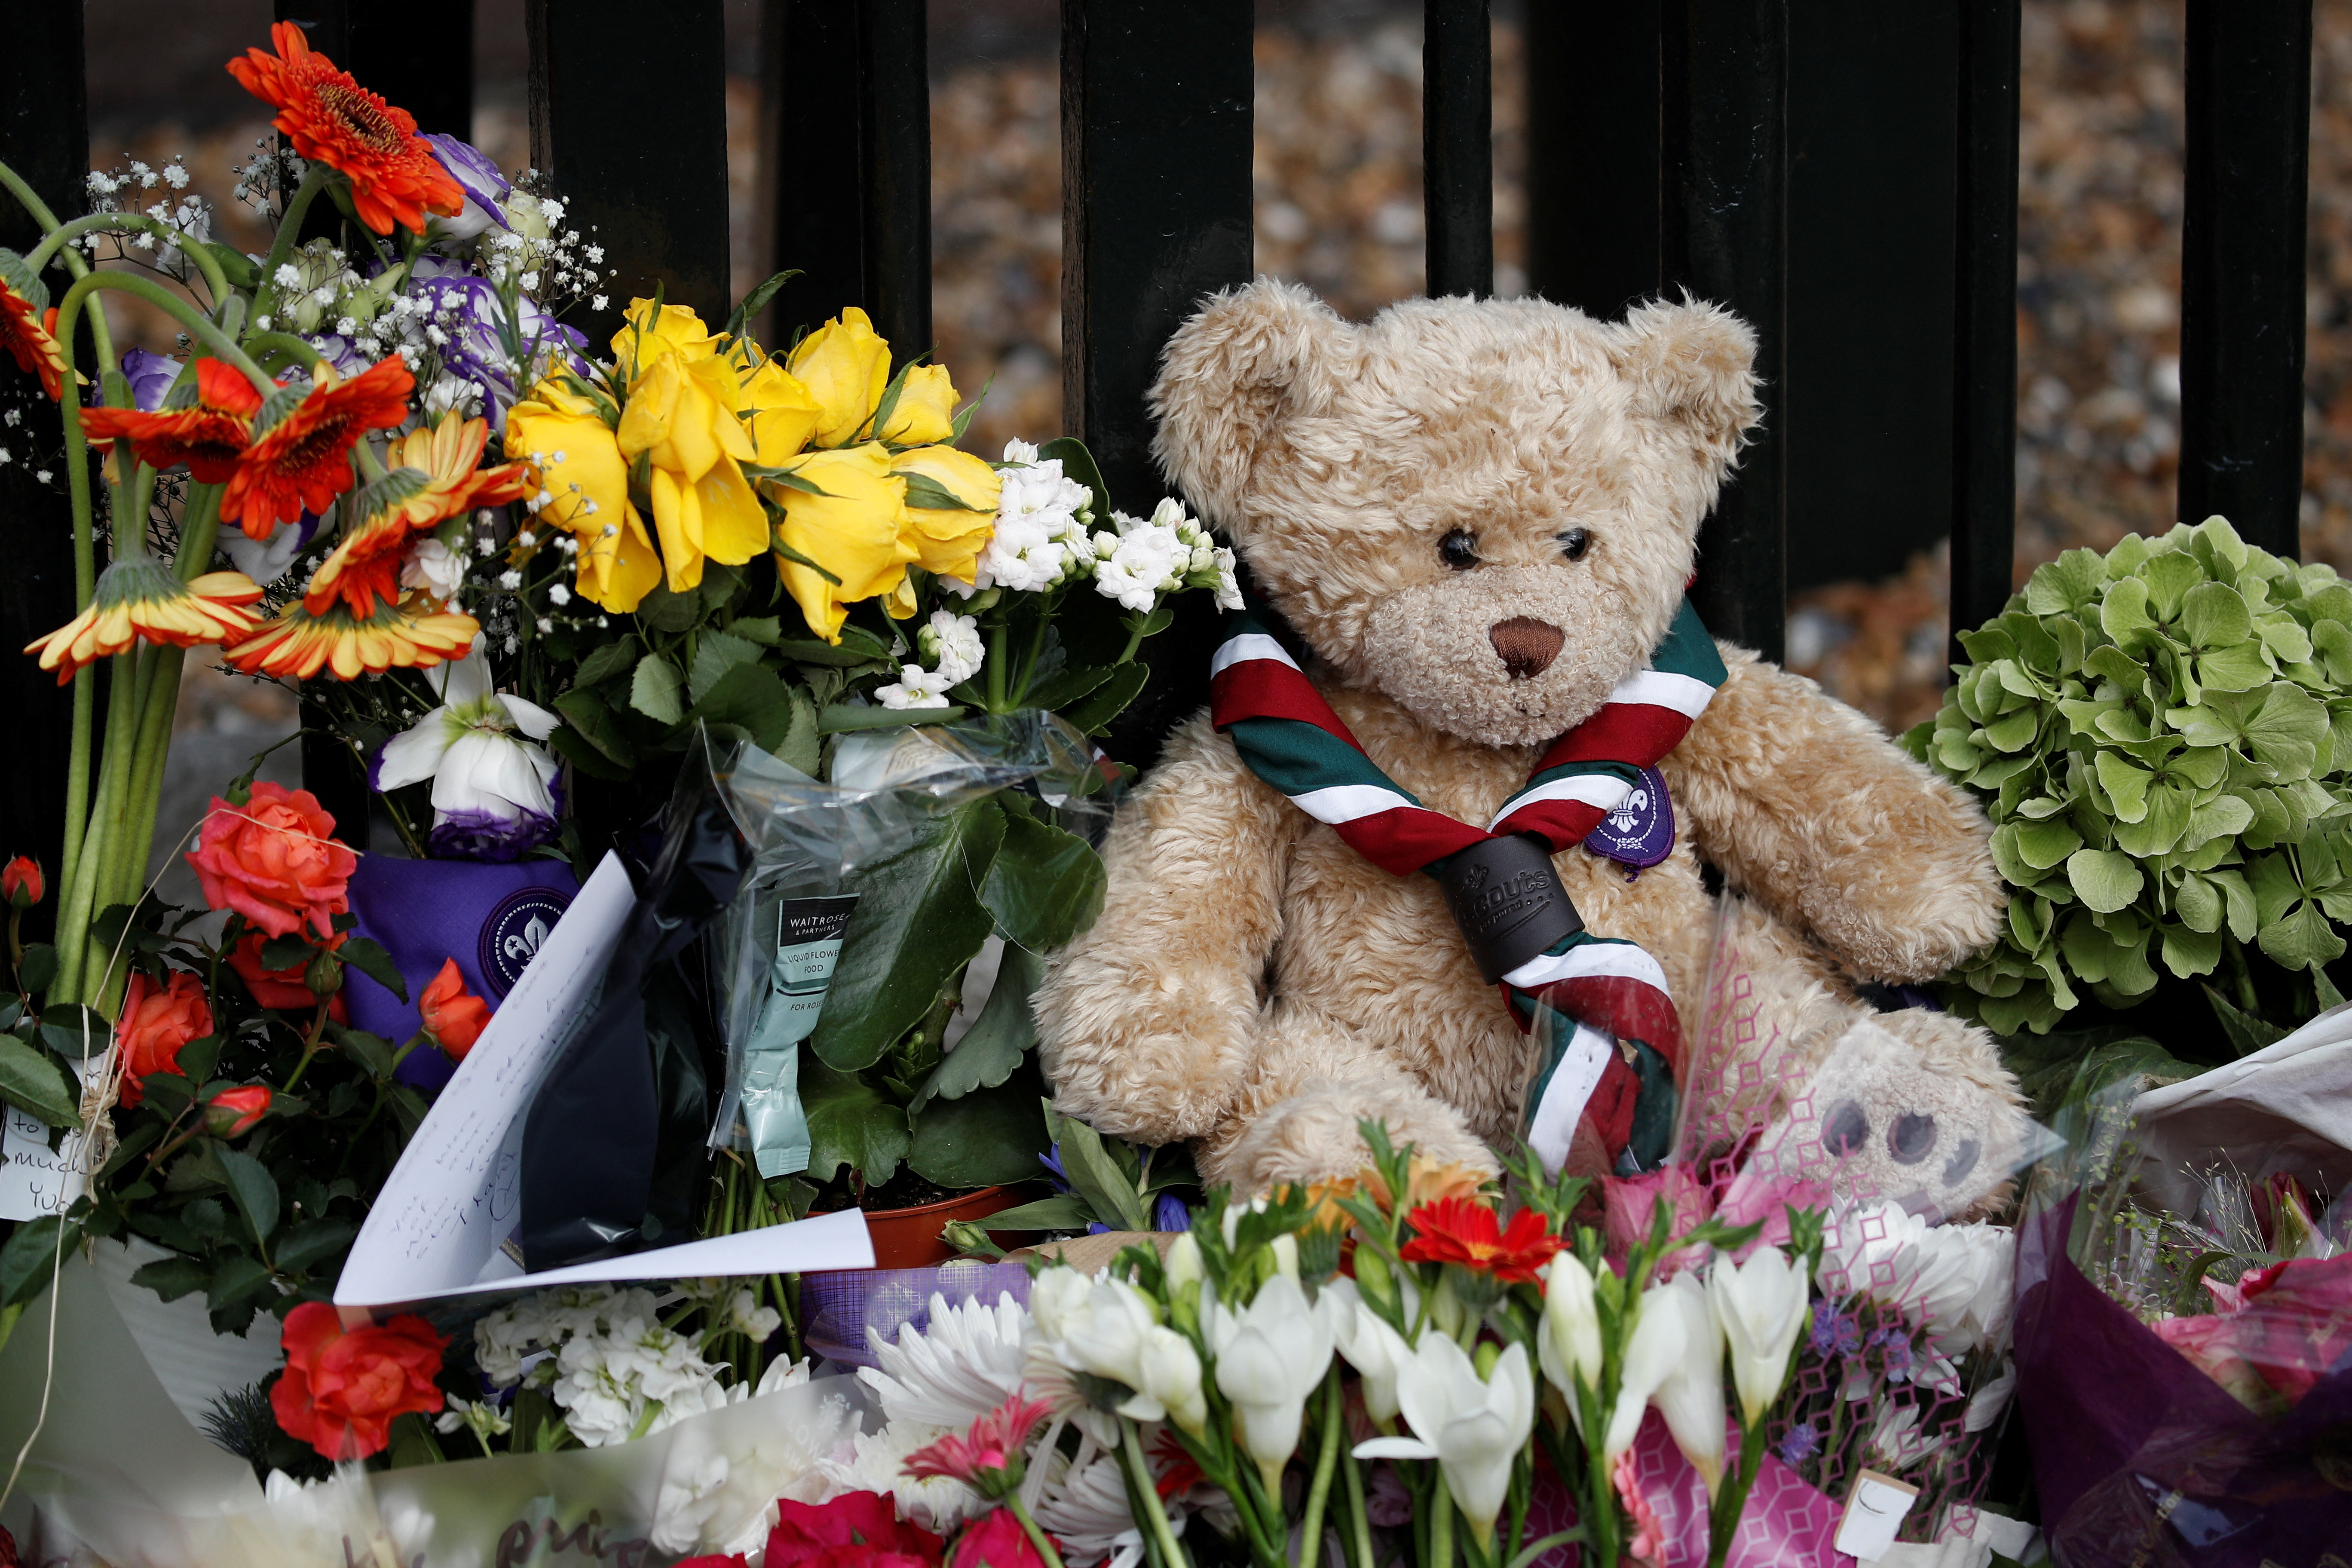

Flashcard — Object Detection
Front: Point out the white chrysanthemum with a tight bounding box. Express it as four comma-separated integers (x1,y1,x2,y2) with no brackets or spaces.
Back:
815,1418,987,1534
1033,1437,1187,1568
860,1290,1032,1430
1818,1203,2014,1355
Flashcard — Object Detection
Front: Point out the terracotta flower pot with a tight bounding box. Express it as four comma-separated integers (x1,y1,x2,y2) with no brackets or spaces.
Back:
861,1183,1033,1268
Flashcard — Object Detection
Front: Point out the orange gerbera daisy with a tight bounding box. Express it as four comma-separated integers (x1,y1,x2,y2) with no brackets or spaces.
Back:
81,359,266,483
226,22,462,236
0,277,72,401
220,355,414,539
301,413,529,616
224,595,477,681
1399,1195,1564,1285
24,558,265,684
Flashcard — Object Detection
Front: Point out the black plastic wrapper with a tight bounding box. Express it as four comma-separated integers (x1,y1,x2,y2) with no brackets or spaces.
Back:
515,780,750,1271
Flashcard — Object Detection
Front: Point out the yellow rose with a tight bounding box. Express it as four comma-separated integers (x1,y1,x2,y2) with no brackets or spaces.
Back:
878,363,958,446
888,444,1000,582
737,356,823,465
785,307,891,448
768,444,917,641
616,353,768,594
612,299,720,386
505,379,661,612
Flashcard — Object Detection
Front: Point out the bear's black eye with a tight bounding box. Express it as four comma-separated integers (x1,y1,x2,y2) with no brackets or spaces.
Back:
1558,528,1592,562
1439,529,1479,570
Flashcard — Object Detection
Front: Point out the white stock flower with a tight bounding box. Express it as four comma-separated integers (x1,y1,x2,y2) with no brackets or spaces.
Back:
1322,1276,1413,1427
876,664,956,710
1709,1246,1810,1428
1648,1272,1728,1498
1205,1274,1333,1487
1355,1335,1536,1544
399,536,466,604
859,1290,1031,1430
372,633,562,854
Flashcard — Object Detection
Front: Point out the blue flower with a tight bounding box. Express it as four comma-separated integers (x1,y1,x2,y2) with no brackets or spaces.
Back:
1038,1143,1071,1191
1154,1192,1193,1232
1776,1422,1820,1467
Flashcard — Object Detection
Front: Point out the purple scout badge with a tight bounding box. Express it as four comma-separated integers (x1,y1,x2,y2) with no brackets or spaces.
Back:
1582,764,1675,872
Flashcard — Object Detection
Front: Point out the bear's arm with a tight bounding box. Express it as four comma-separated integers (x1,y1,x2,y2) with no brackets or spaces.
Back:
1657,643,2004,982
1033,711,1303,1146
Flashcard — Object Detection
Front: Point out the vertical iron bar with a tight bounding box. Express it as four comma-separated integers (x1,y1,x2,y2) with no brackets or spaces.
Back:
766,0,866,338
351,0,478,139
527,0,732,343
1661,0,1788,662
1424,0,1493,298
1949,0,2021,657
0,0,89,936
2178,0,2312,557
1523,1,1661,321
860,0,932,364
1062,0,1253,762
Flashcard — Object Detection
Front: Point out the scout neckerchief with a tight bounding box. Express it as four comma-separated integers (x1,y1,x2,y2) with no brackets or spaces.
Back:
1208,597,1725,1171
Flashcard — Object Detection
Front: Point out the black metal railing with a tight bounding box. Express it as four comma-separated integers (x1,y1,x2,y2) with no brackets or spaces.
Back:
0,0,2320,882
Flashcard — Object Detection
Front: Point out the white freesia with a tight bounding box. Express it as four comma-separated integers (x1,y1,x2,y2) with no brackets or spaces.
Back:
373,634,561,849
1051,1276,1161,1387
1537,1253,1605,1417
1604,1281,1687,1459
1165,1231,1204,1296
1132,1324,1209,1434
1649,1271,1728,1497
1354,1334,1536,1543
1322,1276,1413,1427
1030,1266,1097,1342
1709,1246,1810,1428
860,1290,1031,1431
1205,1274,1334,1490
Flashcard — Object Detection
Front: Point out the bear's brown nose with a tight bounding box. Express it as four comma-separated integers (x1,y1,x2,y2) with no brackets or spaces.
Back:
1489,617,1565,680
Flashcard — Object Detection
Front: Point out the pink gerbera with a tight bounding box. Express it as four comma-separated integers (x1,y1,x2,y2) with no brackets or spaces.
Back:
901,1392,1054,1501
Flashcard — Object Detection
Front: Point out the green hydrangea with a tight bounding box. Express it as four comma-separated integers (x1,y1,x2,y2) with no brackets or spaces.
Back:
1905,517,2352,1034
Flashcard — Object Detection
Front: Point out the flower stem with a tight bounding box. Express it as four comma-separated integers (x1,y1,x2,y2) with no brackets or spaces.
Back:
1120,1419,1189,1568
282,1000,332,1091
23,214,232,305
1429,1475,1456,1568
1004,1491,1071,1568
1296,1369,1343,1568
1338,1417,1374,1568
56,270,277,396
256,165,331,312
1708,1419,1769,1568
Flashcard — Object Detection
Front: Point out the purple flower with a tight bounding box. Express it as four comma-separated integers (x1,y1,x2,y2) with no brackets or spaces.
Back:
1871,1326,1916,1384
304,335,373,379
426,803,560,863
1775,1422,1820,1467
404,257,588,429
1038,1143,1070,1191
1810,1299,1863,1359
119,349,180,412
1154,1192,1192,1232
218,508,326,587
421,135,512,242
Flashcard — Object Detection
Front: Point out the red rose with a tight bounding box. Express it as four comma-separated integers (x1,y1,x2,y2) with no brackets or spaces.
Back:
115,969,213,1109
417,957,492,1060
185,781,356,941
2,855,41,910
270,1301,447,1461
949,1510,1055,1568
227,927,349,1019
766,1492,943,1568
204,1084,273,1138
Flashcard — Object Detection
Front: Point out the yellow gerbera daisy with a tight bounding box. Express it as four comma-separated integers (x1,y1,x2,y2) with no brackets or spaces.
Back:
24,559,265,683
223,597,478,680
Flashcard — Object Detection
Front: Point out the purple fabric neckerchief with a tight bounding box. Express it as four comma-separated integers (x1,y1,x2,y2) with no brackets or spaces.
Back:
341,854,580,1088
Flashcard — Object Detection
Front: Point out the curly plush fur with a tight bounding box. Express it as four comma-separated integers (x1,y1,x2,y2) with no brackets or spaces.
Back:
1035,279,2014,1194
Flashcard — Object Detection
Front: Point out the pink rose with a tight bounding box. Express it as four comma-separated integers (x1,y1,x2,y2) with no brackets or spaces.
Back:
185,781,355,940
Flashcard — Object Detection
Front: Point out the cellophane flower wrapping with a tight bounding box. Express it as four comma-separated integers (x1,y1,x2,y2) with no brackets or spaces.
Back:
2012,1086,2352,1566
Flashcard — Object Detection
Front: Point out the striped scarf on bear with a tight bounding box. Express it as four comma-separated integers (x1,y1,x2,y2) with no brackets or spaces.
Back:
1208,597,1725,1171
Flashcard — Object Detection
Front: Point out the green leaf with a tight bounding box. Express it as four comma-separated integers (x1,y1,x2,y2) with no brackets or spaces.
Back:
338,1029,397,1081
972,1193,1092,1231
1038,1100,1151,1230
17,943,56,995
2024,549,2105,616
0,1034,80,1127
2140,550,2205,623
1,1216,79,1308
39,1003,106,1060
909,1063,1052,1189
1060,662,1151,735
128,1255,210,1302
2205,985,2291,1056
2173,872,2224,933
2158,922,2222,978
2066,848,2144,913
548,720,633,781
2242,682,2327,780
693,662,798,754
1020,664,1117,714
637,581,704,634
800,1058,911,1186
205,1253,274,1311
689,629,765,704
775,686,821,776
2196,640,2273,692
2112,780,2194,859
630,653,688,726
573,634,642,689
2259,898,2347,971
815,702,965,735
2012,818,2083,871
386,1411,448,1470
981,814,1108,951
1035,437,1112,525
2093,751,2153,821
910,943,1041,1114
1981,707,2039,753
274,1218,358,1274
773,628,894,667
2100,575,2153,643
339,936,407,1002
809,799,1006,1071
2180,793,2254,853
554,688,639,769
216,1146,280,1243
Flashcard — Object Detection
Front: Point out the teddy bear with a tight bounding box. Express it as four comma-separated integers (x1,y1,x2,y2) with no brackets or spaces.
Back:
1034,278,2019,1201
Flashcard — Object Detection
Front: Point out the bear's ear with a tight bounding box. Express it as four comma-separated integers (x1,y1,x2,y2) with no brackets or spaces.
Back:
1150,278,1353,531
1609,296,1761,474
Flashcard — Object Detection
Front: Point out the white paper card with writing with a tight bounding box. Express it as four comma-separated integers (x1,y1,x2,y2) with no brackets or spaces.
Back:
1834,1468,1922,1562
0,1048,98,1223
337,852,873,1306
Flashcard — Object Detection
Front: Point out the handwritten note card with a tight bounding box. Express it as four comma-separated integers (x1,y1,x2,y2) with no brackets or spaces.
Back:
337,852,873,1307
